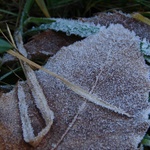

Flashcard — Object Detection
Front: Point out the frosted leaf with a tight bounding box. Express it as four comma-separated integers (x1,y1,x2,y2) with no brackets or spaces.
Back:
35,24,150,149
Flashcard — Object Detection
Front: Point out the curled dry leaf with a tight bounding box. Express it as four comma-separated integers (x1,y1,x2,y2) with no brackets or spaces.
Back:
0,24,150,150
14,31,54,147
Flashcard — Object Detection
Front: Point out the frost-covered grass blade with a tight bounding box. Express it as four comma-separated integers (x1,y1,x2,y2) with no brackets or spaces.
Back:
24,18,101,37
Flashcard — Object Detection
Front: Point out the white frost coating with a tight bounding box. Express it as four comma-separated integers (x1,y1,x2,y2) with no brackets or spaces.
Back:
141,39,150,56
25,64,54,124
17,82,34,141
17,63,54,147
140,109,150,121
15,32,54,147
115,11,132,17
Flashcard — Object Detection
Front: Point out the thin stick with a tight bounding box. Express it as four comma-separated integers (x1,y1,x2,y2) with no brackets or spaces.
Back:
6,24,17,49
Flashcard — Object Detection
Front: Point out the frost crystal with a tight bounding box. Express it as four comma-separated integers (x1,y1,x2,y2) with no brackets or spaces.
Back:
141,39,150,56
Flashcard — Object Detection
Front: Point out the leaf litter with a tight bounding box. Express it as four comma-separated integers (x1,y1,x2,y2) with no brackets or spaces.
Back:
0,22,150,150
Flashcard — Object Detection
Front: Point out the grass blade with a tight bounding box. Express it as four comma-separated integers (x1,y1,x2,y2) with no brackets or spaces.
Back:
0,67,21,81
19,0,34,33
35,0,50,17
23,17,55,27
0,9,18,16
0,39,13,53
7,49,131,118
132,13,150,26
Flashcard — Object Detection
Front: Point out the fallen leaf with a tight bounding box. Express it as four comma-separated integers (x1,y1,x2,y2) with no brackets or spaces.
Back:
35,24,150,149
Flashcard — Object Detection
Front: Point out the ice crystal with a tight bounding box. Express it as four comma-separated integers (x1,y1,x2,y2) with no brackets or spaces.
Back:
141,39,150,56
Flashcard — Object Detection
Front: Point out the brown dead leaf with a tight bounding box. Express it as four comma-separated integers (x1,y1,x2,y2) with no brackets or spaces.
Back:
35,24,150,150
24,30,82,60
81,11,150,41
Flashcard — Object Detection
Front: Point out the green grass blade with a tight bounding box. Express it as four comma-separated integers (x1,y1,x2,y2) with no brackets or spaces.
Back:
23,17,55,26
0,67,22,81
19,0,34,33
141,134,150,146
0,9,18,16
35,0,50,17
0,39,13,53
